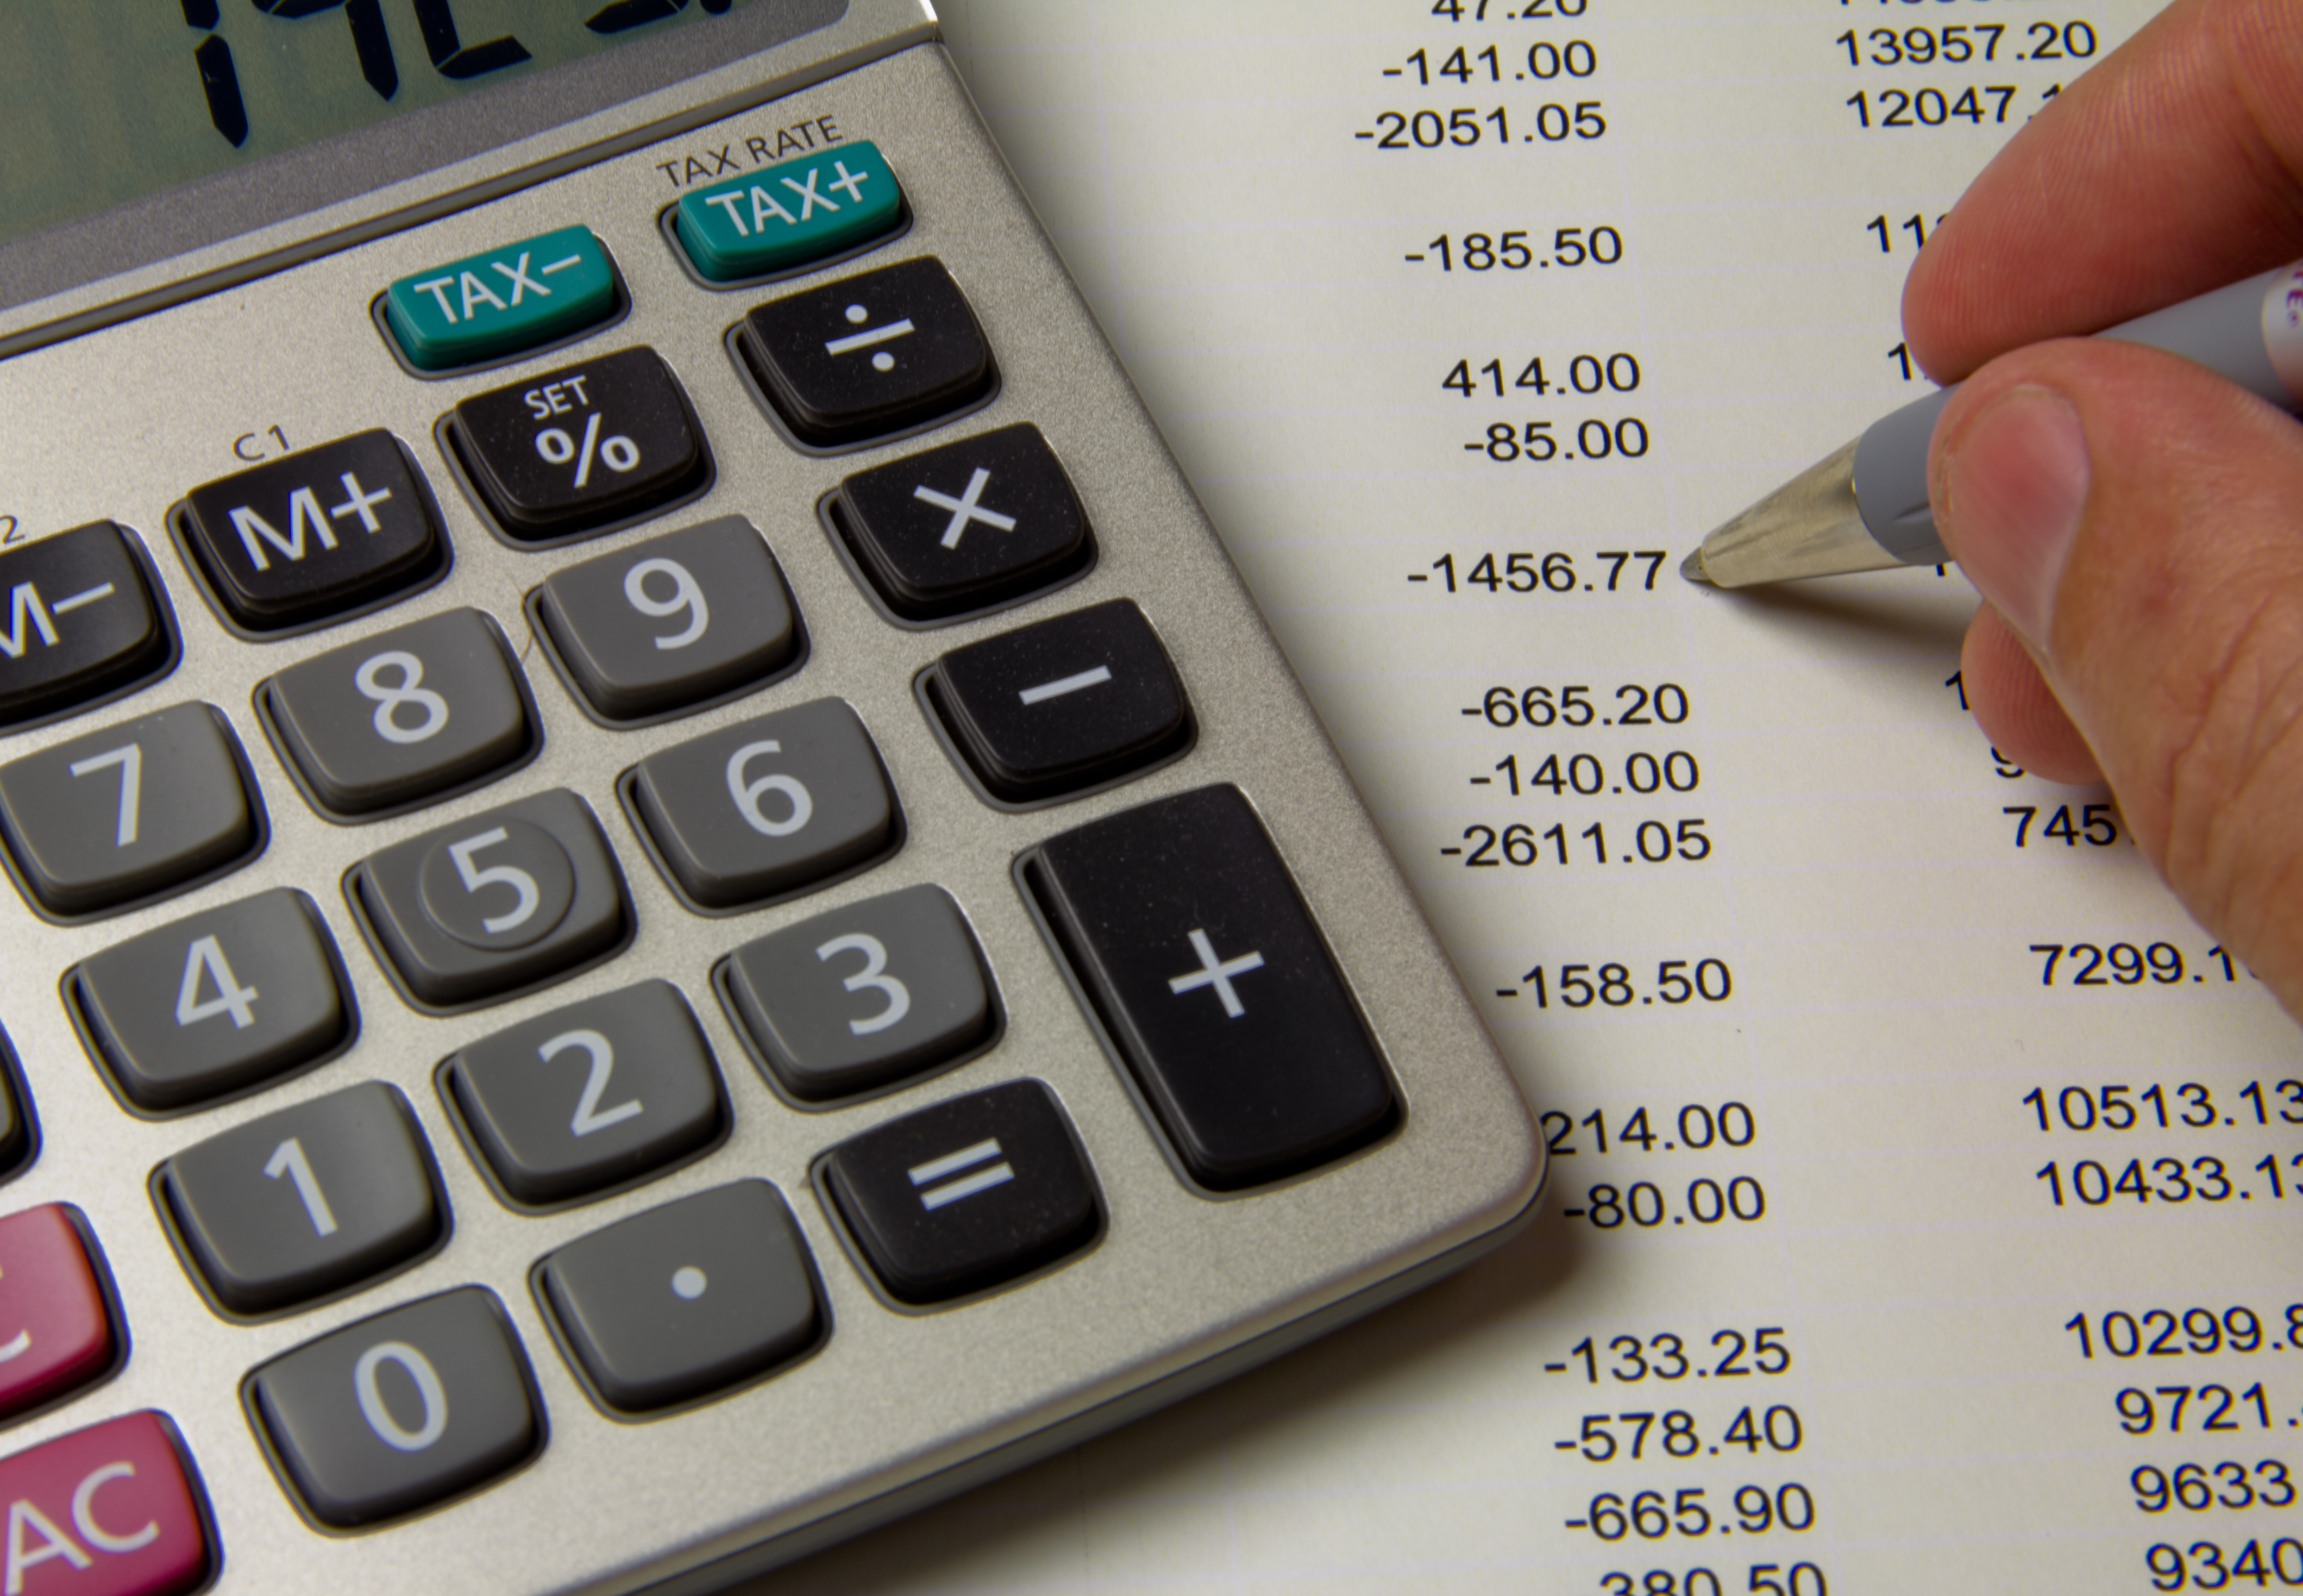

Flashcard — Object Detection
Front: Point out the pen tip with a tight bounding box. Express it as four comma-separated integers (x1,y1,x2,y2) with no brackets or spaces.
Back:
1679,550,1713,586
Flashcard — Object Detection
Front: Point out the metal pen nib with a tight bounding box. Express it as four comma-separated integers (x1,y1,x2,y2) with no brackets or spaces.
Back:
1679,437,1904,588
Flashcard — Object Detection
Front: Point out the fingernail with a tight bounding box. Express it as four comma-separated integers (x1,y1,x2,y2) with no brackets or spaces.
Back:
1941,385,2090,651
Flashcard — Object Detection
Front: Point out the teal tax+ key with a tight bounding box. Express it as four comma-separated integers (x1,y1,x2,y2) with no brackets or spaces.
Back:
383,225,616,371
674,141,902,282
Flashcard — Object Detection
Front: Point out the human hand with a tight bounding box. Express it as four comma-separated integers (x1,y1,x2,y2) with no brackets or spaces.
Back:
1903,0,2303,1014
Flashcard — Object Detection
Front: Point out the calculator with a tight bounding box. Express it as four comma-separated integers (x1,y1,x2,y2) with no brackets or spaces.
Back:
0,3,1541,1591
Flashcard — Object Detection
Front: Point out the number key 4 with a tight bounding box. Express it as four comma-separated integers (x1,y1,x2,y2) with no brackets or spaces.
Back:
69,887,354,1114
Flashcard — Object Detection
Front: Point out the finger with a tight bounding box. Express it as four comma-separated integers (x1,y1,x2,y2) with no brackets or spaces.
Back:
1903,0,2303,381
1960,602,2103,785
1930,336,2303,1017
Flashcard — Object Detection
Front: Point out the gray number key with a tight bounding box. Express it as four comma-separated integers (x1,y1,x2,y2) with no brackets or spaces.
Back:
71,888,353,1113
529,516,800,724
350,788,629,1011
245,1287,540,1528
155,1081,443,1317
439,979,725,1207
622,698,897,913
0,701,260,919
259,607,535,819
535,1180,822,1414
719,884,996,1104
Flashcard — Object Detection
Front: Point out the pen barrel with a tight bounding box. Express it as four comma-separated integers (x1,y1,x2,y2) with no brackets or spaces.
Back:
1854,258,2303,570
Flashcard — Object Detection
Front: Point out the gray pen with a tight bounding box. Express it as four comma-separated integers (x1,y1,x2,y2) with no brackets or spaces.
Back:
1683,258,2303,588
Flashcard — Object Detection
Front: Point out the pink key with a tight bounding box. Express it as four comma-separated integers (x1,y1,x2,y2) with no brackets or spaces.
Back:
0,1206,117,1421
0,1411,212,1596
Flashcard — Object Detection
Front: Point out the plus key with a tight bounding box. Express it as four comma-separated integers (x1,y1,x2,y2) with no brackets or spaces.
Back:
1025,784,1399,1191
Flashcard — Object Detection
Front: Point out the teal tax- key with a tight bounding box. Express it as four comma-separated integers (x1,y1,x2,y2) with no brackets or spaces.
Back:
674,141,903,282
383,225,617,371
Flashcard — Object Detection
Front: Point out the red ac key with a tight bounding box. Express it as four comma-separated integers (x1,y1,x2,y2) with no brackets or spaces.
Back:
0,1411,213,1596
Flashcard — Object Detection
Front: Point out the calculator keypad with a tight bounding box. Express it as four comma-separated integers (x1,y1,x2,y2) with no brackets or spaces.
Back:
0,702,260,920
178,431,443,634
70,888,352,1114
1027,785,1399,1191
834,422,1093,621
0,521,175,732
819,1079,1099,1306
623,698,897,912
0,44,1500,1584
736,256,995,448
720,883,996,1105
447,347,710,545
530,516,800,724
351,789,629,1011
535,1180,822,1414
259,607,535,819
157,1082,442,1318
927,598,1192,805
440,980,726,1208
0,1411,214,1596
246,1288,539,1529
0,1204,119,1421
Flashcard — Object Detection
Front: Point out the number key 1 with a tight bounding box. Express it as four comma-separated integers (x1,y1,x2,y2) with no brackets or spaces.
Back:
155,1082,443,1318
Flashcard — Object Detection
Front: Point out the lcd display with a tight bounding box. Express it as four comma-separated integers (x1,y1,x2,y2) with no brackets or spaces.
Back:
0,1,758,246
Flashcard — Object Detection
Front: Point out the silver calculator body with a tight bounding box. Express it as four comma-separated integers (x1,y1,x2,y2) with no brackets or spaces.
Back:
0,4,1541,1591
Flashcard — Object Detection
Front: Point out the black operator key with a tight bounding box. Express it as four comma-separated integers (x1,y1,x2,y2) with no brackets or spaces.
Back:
0,522,174,731
835,423,1093,621
736,257,994,448
925,599,1190,805
180,430,443,633
1025,784,1399,1192
449,348,710,544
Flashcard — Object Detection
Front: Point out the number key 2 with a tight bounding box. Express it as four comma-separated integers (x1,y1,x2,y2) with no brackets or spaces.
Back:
438,979,727,1208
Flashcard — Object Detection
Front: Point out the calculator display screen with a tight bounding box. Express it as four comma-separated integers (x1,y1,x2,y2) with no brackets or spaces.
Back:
1,1,760,248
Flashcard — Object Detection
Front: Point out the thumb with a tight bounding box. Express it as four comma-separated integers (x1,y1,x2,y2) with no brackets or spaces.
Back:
1931,339,2303,1017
